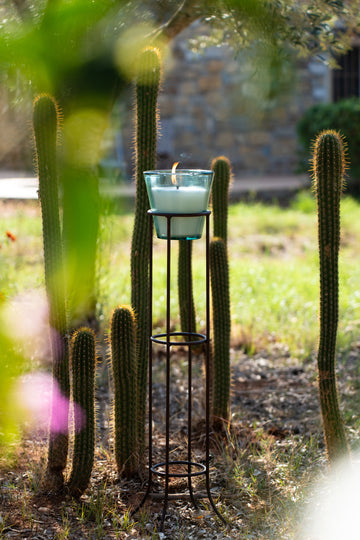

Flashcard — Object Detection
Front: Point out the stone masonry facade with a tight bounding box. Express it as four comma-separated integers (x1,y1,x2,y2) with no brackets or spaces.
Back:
154,25,331,177
1,22,331,179
119,24,331,179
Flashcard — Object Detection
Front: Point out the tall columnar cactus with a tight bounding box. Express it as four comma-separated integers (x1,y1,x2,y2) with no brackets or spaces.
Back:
209,156,232,425
178,240,197,334
130,47,161,459
211,156,232,245
312,129,349,463
110,306,138,477
67,328,96,497
210,237,231,423
33,94,70,492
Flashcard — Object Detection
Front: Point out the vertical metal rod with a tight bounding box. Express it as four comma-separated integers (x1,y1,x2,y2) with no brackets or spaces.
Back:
148,213,154,484
187,240,197,508
205,213,211,487
160,215,172,530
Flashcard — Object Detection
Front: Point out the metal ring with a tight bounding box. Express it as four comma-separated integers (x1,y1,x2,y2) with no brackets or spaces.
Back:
151,460,206,478
148,209,211,218
151,331,206,346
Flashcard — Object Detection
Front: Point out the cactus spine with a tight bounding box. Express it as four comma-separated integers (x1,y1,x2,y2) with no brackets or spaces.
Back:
312,129,348,463
33,94,70,491
67,328,96,497
210,237,231,423
210,156,232,424
110,306,138,477
130,48,161,459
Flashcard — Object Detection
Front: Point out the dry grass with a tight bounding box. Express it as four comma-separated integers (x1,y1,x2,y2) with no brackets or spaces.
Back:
1,340,350,539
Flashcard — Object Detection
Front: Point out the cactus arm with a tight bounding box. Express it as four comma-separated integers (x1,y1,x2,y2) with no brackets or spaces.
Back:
178,240,197,334
110,306,138,477
211,156,231,246
130,48,161,459
209,156,232,426
312,129,349,462
210,237,231,424
33,94,70,492
67,328,96,497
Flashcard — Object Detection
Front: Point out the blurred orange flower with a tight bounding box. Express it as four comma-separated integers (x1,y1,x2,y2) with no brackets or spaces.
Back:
6,231,16,242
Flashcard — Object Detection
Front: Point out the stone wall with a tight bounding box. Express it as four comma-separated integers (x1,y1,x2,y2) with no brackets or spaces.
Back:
148,24,331,177
0,87,33,171
0,22,331,178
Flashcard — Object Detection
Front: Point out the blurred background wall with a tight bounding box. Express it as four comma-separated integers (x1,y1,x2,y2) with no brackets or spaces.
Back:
0,20,344,180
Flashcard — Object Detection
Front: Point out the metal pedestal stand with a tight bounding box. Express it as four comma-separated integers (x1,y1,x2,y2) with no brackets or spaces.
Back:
131,210,227,531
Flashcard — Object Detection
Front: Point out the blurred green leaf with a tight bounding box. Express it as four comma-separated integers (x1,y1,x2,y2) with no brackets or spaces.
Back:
0,317,26,454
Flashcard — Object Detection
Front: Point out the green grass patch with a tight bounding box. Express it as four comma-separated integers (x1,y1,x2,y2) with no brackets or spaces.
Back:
1,192,360,358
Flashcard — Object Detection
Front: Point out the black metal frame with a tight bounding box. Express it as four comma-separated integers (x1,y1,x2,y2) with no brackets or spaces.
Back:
131,209,227,531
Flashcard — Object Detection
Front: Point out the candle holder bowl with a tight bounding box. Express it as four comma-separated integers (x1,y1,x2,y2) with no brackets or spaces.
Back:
144,169,213,240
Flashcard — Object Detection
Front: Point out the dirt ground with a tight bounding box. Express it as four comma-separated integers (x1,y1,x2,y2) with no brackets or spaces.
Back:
0,339,332,540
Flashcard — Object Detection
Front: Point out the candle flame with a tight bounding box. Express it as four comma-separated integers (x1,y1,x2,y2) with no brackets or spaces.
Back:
171,162,179,185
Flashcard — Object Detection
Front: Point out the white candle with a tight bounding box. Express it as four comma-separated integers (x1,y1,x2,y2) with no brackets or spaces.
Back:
151,185,209,239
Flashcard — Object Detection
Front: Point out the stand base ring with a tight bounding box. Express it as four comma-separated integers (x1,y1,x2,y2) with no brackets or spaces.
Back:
151,460,206,478
151,331,206,346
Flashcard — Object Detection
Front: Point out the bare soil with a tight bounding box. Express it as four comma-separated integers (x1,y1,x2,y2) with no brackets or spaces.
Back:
0,340,332,540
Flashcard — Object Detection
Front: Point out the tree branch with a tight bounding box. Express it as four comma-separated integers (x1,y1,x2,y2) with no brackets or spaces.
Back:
11,0,32,20
152,0,213,42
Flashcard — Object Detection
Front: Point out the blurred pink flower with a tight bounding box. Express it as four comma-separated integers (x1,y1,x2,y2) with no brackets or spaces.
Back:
14,372,85,433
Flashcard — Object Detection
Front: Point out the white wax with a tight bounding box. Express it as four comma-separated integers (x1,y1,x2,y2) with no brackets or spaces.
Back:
151,185,208,239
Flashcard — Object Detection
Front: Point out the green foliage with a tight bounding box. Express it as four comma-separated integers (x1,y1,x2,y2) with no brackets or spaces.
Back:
33,94,70,491
130,47,160,458
227,0,356,59
297,98,360,194
289,190,316,214
0,1,128,96
0,321,26,454
67,328,96,497
210,237,231,423
312,129,349,463
110,306,138,477
61,165,101,328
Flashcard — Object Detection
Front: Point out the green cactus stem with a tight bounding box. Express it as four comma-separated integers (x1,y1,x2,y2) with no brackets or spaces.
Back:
210,237,231,424
110,306,138,477
209,156,232,427
178,240,197,334
33,94,70,492
211,156,231,245
67,328,96,497
130,47,161,459
312,129,349,463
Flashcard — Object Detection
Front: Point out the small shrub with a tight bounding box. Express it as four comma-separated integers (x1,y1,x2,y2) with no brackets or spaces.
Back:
297,97,360,195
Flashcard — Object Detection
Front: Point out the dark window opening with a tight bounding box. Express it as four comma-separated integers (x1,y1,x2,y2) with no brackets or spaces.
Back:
333,46,360,102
